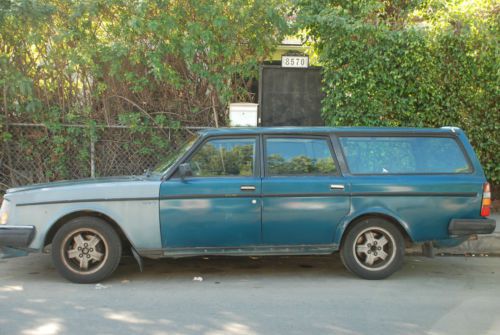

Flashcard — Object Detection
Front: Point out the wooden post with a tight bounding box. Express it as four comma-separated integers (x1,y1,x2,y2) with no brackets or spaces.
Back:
212,94,219,128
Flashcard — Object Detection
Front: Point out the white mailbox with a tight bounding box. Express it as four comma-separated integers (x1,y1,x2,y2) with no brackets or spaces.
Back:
229,103,258,127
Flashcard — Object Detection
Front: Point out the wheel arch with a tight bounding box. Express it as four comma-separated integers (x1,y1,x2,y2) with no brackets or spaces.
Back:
44,210,133,250
336,211,414,249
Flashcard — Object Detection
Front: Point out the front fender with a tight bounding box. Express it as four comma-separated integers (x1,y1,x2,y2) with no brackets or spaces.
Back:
16,200,162,251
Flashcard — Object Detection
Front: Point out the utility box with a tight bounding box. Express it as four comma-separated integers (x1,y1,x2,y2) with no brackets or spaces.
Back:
229,103,258,127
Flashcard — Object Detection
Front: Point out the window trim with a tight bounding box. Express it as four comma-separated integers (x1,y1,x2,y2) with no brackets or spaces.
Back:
173,135,261,179
162,134,204,181
337,134,475,176
262,135,340,178
329,134,350,176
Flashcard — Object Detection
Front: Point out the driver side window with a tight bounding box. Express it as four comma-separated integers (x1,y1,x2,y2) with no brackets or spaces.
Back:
187,138,256,177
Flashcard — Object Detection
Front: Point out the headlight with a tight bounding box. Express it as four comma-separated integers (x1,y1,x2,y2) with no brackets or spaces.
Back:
0,198,10,225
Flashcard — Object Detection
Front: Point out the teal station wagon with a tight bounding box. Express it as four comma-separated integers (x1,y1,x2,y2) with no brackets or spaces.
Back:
0,127,495,282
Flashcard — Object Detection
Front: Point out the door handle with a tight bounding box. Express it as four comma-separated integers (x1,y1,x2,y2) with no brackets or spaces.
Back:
240,185,256,191
330,184,345,191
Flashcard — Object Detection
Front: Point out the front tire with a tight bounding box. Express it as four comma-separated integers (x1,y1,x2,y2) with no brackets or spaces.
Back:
340,217,405,280
51,217,122,283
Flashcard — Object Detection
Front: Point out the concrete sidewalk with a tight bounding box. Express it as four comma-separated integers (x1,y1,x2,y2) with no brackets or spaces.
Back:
434,213,500,255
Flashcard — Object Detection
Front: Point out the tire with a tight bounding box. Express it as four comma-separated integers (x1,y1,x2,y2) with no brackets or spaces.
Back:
340,217,405,280
51,216,122,283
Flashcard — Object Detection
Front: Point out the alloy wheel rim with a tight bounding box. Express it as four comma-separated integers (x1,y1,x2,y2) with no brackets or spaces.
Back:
352,227,396,271
61,228,109,275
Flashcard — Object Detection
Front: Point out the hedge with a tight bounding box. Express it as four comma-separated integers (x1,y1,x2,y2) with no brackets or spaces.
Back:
297,0,499,187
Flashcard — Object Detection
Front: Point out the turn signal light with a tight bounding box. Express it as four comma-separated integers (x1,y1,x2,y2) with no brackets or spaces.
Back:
0,199,10,225
481,183,491,217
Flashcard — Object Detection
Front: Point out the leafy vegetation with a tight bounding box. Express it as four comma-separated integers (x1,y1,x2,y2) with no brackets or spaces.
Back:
0,0,290,183
1,0,498,194
297,0,499,185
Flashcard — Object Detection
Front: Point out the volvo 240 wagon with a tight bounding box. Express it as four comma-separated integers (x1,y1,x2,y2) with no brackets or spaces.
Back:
0,127,495,282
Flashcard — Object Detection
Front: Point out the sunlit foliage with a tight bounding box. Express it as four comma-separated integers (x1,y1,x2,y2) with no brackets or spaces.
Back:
297,0,499,184
0,0,290,181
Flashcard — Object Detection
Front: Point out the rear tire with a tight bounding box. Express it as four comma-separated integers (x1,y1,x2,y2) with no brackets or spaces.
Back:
51,216,122,283
340,217,405,280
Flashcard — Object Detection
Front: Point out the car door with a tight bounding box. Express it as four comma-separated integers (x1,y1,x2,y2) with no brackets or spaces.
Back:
261,135,350,245
159,136,261,248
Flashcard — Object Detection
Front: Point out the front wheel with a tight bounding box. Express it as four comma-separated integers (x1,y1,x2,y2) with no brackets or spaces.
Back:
340,217,405,280
51,217,122,283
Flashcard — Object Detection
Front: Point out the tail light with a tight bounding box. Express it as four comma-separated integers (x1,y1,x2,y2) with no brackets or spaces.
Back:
481,183,491,217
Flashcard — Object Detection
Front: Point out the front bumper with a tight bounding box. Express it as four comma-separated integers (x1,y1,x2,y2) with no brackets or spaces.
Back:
0,225,36,259
0,225,36,247
449,218,496,237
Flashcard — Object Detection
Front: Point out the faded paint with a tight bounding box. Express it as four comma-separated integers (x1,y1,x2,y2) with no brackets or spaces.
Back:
0,126,493,259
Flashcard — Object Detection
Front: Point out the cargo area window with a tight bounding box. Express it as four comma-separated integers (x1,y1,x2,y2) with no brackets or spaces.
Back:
339,136,472,174
265,137,337,176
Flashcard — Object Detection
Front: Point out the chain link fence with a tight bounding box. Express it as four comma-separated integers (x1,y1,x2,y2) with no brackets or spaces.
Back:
0,124,203,193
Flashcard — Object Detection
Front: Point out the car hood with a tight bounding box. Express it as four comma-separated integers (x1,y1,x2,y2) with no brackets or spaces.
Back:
7,175,160,194
5,174,163,205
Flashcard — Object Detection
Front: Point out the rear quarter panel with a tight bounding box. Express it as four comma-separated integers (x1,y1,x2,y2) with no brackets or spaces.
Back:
333,175,484,244
332,129,486,244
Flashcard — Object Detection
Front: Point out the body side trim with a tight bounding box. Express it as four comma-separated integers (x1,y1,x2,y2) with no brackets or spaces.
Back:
16,191,477,206
160,193,347,200
350,192,477,197
162,191,476,200
16,197,159,207
137,243,339,258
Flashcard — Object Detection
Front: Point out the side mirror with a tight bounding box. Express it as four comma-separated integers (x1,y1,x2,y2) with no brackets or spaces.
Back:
178,163,192,180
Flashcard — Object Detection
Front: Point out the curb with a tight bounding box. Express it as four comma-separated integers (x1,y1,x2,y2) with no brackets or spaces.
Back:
436,232,500,255
408,214,500,256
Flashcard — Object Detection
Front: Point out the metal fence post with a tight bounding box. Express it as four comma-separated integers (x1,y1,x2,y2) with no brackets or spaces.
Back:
90,138,96,178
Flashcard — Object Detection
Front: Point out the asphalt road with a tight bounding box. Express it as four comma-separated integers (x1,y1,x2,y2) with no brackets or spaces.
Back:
0,253,499,335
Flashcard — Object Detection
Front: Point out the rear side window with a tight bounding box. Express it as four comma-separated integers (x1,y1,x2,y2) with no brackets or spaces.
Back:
266,138,337,176
339,136,471,174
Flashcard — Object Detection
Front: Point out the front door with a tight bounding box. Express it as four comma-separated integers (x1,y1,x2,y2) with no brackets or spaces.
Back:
160,136,261,248
261,136,350,245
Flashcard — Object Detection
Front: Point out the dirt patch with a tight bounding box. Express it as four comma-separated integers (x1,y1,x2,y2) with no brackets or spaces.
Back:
492,199,500,213
492,184,500,202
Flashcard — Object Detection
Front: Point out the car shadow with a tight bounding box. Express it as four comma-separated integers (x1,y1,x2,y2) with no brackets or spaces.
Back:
1,252,492,284
111,253,350,283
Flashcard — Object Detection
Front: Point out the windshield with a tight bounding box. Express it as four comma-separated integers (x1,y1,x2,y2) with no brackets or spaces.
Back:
153,135,199,173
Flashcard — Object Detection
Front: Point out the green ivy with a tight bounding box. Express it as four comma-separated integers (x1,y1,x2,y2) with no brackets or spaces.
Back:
297,0,499,185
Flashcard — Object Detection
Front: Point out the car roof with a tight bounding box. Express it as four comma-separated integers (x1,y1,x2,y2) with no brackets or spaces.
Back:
198,126,458,136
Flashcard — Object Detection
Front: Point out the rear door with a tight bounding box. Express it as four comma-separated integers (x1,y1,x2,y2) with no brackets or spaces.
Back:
261,135,350,245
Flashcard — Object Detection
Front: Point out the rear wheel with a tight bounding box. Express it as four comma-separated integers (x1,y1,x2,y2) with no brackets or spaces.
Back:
340,217,405,279
52,217,122,283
